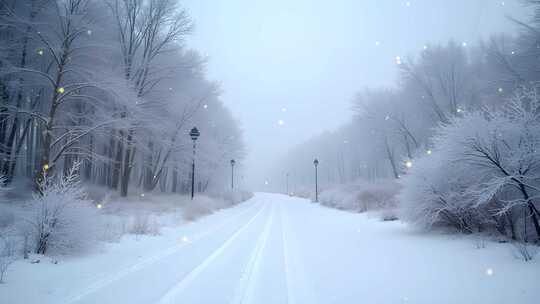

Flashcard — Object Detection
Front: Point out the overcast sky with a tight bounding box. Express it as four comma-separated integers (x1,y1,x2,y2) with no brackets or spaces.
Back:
183,0,527,188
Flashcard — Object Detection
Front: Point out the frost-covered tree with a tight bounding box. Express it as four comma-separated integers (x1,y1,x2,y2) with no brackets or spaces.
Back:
0,0,245,197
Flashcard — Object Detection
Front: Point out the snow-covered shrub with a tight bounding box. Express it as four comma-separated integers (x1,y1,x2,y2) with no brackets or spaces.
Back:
0,235,16,283
0,176,14,229
318,179,400,213
400,86,540,239
0,204,15,230
24,165,100,255
512,241,538,261
220,190,254,205
129,213,160,236
181,195,224,221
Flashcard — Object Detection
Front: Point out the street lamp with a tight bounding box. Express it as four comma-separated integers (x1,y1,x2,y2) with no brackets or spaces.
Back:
286,173,289,195
189,127,200,200
313,159,319,202
230,159,236,190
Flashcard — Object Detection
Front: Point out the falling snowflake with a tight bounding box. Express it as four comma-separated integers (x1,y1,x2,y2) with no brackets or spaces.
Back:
405,160,413,168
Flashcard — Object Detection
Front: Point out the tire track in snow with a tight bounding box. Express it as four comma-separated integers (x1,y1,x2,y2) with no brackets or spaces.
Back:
230,201,274,304
65,201,262,304
279,201,294,304
279,200,318,304
156,201,268,304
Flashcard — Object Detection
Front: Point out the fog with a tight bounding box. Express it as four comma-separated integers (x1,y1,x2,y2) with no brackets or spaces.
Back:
2,1,540,300
184,0,526,189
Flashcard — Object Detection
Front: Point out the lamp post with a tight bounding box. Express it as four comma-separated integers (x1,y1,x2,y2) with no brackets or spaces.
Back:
230,159,235,190
189,127,200,200
286,173,289,195
313,159,319,202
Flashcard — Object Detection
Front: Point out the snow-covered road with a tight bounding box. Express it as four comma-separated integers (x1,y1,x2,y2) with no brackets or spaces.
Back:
2,193,539,303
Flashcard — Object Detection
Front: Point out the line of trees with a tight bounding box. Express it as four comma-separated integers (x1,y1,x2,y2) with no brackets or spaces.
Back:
275,1,540,242
0,0,244,196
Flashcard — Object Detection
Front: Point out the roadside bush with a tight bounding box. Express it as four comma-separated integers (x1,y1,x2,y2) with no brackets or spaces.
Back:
318,179,400,213
0,234,16,283
399,86,540,241
24,165,100,255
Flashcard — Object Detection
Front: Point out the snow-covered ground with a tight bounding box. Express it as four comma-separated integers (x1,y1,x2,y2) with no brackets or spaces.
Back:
1,193,538,304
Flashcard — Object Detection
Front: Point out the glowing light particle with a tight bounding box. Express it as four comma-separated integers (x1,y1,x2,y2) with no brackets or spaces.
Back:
426,149,432,155
278,119,285,126
486,268,493,276
405,160,413,168
96,203,103,209
498,87,503,93
57,87,65,94
43,164,49,171
37,49,44,56
203,104,208,109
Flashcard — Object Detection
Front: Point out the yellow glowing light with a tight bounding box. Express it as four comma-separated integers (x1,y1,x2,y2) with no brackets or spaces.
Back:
96,203,103,209
405,160,413,168
57,87,65,94
43,164,49,171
